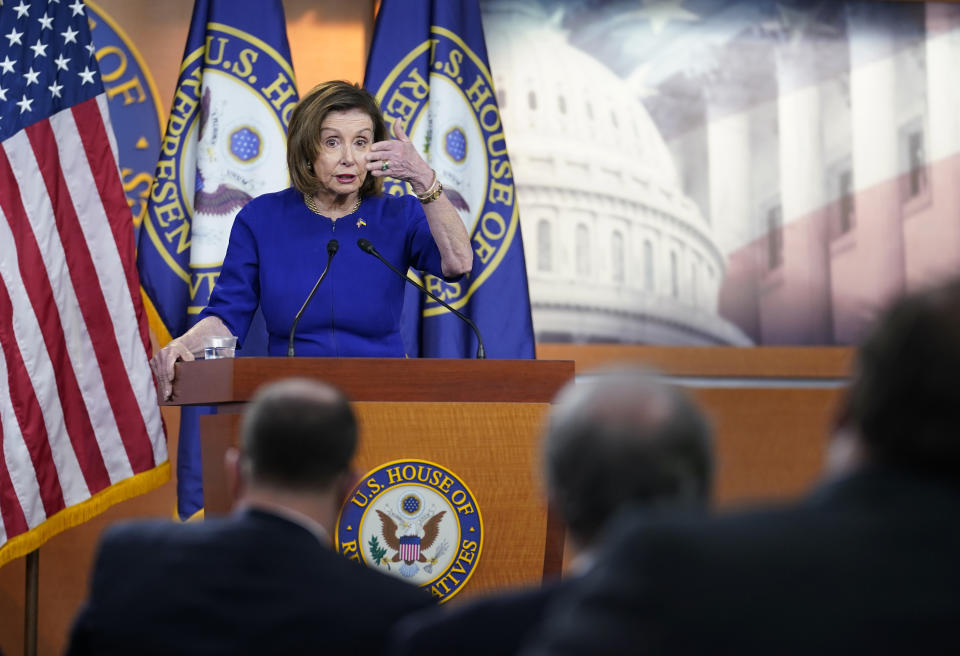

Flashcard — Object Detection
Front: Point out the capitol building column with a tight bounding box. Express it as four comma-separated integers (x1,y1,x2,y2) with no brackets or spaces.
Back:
703,72,765,343
766,41,834,344
833,4,906,344
913,5,960,281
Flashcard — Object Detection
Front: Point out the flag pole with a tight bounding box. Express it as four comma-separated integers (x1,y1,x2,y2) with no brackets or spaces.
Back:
24,550,38,656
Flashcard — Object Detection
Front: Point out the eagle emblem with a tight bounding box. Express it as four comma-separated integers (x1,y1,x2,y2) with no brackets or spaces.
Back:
376,509,447,578
336,459,484,602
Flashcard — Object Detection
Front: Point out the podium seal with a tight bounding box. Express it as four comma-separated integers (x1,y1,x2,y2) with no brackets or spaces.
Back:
336,459,483,602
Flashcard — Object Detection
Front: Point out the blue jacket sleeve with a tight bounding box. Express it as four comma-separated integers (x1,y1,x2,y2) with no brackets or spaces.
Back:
198,207,260,346
403,194,467,281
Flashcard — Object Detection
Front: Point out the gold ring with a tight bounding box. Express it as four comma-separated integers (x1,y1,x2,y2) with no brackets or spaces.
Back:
381,160,390,171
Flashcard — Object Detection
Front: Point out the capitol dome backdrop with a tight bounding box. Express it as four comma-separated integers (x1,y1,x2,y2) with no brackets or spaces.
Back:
479,0,960,346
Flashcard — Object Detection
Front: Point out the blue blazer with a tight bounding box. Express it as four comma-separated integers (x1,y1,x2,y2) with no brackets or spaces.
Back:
200,188,448,358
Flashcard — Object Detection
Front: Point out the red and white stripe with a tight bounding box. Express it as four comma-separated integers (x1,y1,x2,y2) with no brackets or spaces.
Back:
0,94,167,549
399,538,420,562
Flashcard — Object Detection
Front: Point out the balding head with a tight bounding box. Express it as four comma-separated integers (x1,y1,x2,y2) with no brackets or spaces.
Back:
240,378,357,492
544,368,713,547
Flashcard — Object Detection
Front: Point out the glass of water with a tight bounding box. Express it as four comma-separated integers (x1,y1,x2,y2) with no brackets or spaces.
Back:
202,335,237,359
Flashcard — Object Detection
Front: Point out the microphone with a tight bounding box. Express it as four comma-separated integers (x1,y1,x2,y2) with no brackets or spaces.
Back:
357,238,486,359
287,239,339,357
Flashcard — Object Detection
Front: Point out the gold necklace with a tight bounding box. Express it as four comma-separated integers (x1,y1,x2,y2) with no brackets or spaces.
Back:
304,194,361,218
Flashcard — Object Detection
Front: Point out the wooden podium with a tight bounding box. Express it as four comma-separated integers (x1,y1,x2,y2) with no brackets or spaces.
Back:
166,357,575,598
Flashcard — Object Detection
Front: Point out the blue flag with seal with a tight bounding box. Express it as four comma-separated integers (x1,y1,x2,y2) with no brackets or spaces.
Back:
137,0,298,520
365,0,535,359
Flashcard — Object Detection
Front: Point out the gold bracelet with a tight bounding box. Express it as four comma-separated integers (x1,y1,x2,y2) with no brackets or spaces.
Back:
419,180,443,204
416,170,443,203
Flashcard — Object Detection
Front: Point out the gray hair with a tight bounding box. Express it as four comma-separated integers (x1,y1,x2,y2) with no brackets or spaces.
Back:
543,368,714,546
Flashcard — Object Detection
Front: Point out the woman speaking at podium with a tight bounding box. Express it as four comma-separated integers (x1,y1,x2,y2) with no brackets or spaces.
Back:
151,81,472,400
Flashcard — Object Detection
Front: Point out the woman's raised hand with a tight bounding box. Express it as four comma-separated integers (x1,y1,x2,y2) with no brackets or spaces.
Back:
366,119,435,194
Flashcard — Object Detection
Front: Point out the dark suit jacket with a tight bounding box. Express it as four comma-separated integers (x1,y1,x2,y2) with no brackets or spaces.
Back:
389,580,566,656
524,468,960,655
67,508,433,655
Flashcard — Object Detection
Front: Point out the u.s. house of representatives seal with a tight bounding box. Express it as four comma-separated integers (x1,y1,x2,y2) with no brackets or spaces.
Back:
143,21,296,315
373,26,520,314
336,459,483,602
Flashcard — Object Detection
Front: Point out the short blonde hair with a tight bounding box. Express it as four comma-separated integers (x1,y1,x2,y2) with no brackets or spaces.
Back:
287,81,388,197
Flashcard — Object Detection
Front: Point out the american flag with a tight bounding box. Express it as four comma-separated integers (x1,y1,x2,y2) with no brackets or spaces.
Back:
0,0,167,566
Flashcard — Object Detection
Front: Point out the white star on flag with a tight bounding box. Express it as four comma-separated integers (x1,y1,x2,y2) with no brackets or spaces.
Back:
0,55,14,74
30,38,48,58
16,92,33,113
23,66,40,85
38,12,53,30
48,80,62,97
54,54,69,70
0,85,7,101
61,25,77,43
68,0,83,17
5,27,23,47
13,1,30,19
78,64,94,84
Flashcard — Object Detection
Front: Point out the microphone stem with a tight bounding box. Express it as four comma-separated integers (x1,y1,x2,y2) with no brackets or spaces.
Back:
368,249,486,359
288,248,336,357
